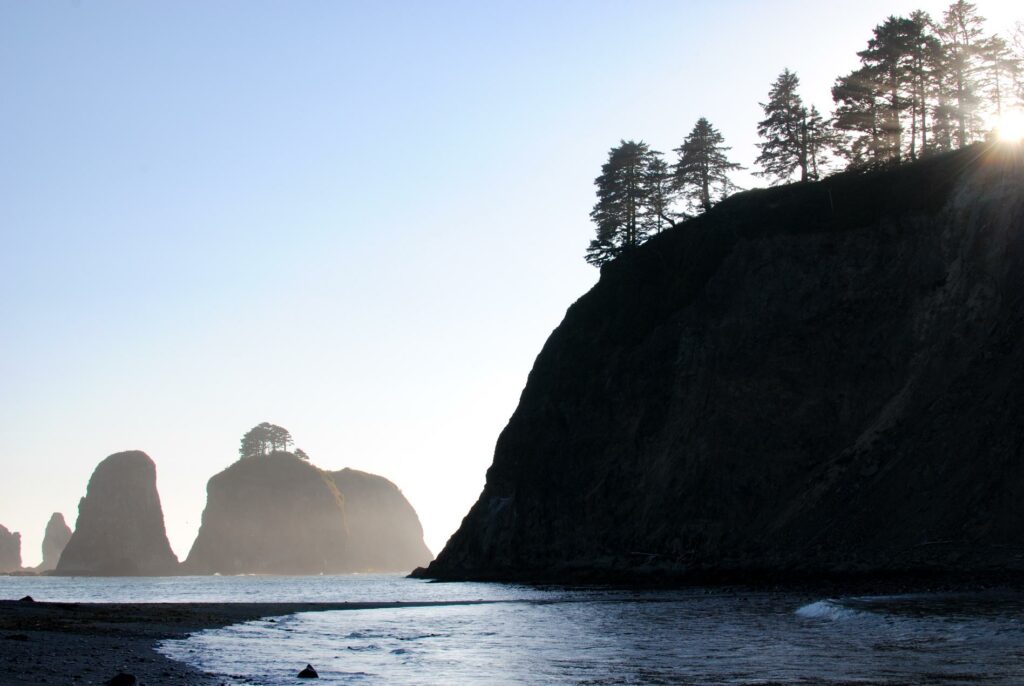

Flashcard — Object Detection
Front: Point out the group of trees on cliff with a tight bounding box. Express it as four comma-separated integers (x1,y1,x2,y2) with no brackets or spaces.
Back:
239,422,310,461
586,1,1023,266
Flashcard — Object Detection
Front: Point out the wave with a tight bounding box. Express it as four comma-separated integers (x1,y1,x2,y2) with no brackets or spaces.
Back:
795,598,865,621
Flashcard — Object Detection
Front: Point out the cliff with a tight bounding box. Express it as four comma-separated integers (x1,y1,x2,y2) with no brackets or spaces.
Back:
57,451,178,576
0,525,21,572
330,468,433,571
417,144,1024,583
38,513,72,572
183,452,352,575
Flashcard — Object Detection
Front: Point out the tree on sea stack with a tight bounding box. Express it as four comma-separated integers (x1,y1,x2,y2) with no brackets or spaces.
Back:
586,140,665,267
239,422,294,459
672,117,742,213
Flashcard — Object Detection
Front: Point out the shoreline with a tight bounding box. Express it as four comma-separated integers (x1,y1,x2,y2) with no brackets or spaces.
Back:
3,575,1023,685
0,599,491,685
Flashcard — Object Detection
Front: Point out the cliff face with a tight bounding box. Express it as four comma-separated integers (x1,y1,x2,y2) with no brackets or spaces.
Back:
38,513,72,572
183,453,352,575
56,451,178,576
419,145,1024,583
0,525,21,572
330,468,433,571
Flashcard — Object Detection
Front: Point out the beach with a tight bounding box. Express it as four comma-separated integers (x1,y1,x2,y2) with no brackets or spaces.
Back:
0,598,458,685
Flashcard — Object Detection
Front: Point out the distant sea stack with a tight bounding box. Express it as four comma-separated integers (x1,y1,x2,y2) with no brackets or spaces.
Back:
56,451,179,576
183,450,433,575
330,468,433,571
0,525,22,572
38,513,72,572
416,145,1024,583
184,452,352,575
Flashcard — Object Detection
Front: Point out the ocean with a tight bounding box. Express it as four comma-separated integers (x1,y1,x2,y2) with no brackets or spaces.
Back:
2,575,1022,684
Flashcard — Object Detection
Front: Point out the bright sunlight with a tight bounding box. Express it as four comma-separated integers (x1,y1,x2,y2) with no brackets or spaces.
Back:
996,110,1024,143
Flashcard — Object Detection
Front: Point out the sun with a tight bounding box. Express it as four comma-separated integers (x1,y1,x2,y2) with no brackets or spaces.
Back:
995,110,1024,143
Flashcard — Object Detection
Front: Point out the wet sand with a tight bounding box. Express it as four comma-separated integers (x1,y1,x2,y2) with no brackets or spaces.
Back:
0,598,472,685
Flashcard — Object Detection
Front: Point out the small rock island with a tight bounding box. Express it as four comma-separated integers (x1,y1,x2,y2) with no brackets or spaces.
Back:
56,451,179,576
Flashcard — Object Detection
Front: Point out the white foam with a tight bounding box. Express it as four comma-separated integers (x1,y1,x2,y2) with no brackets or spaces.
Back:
795,599,862,621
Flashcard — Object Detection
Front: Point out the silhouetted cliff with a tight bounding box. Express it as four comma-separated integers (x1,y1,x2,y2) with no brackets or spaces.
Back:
38,513,72,572
184,453,433,574
417,145,1024,583
0,525,21,572
57,451,178,576
330,468,433,571
184,452,352,574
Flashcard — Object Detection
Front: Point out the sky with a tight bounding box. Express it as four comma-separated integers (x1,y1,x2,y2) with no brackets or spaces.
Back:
1,1,1020,567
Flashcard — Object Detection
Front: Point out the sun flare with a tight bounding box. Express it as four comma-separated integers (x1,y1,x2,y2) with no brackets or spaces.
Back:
996,111,1024,143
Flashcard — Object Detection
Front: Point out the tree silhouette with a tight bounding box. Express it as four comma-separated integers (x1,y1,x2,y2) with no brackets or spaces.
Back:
938,1,988,146
672,118,742,213
239,422,294,459
586,140,664,267
756,70,819,183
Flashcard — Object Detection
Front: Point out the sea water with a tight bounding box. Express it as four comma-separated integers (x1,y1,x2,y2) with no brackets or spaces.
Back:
3,575,1023,684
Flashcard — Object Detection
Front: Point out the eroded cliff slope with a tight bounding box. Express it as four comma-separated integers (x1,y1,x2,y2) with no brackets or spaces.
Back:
418,145,1024,583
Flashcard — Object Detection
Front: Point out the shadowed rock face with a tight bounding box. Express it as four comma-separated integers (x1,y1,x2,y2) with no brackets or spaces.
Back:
417,145,1024,583
57,451,178,576
38,513,72,572
184,452,352,575
330,468,433,571
0,525,21,572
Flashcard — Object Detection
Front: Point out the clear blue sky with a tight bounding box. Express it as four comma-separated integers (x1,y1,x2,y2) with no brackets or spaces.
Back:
1,1,1018,565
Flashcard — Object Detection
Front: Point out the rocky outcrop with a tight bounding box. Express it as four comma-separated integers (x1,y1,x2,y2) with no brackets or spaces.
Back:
0,525,21,572
183,453,433,575
183,452,352,575
417,145,1024,583
329,468,433,571
56,451,178,576
38,513,72,572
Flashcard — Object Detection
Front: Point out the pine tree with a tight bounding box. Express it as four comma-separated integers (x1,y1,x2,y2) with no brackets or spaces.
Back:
937,1,988,146
858,16,916,163
672,118,742,213
804,106,834,180
586,140,659,267
832,67,885,166
643,155,676,235
980,35,1021,118
755,69,812,183
904,11,943,157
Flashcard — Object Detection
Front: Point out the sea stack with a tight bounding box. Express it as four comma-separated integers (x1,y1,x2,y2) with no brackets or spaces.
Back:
183,452,352,575
330,468,433,571
0,524,22,572
416,145,1024,583
38,513,73,572
56,451,178,576
184,452,433,574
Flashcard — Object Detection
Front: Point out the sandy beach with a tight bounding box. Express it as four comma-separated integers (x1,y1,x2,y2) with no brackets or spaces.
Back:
0,598,468,685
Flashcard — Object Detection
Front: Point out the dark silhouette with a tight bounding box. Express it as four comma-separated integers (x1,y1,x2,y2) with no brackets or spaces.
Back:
418,145,1024,584
38,512,72,572
756,70,831,182
56,451,178,576
586,140,668,267
239,422,293,459
673,117,742,213
587,2,1019,267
